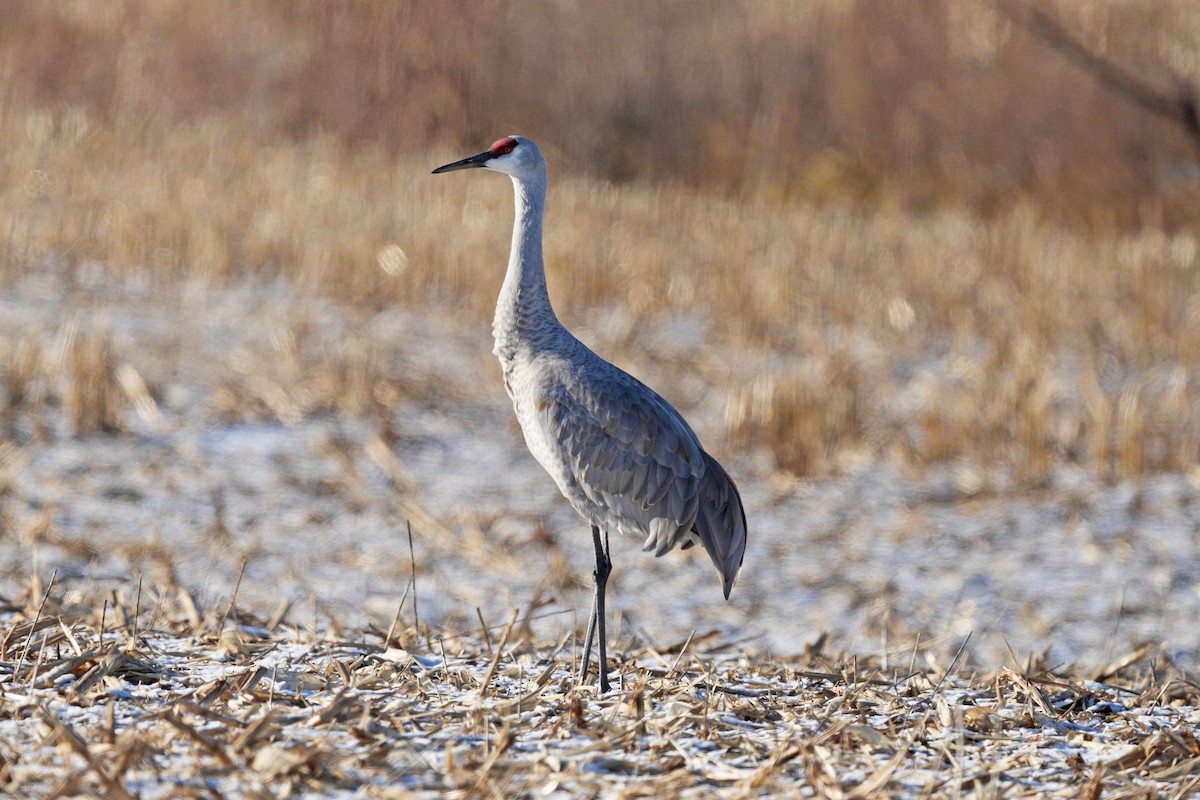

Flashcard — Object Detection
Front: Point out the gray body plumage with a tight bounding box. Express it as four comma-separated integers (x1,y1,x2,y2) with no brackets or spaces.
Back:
485,137,746,597
498,320,745,593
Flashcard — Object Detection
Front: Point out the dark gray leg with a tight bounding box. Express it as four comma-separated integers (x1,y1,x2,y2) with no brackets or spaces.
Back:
580,585,598,683
578,525,612,692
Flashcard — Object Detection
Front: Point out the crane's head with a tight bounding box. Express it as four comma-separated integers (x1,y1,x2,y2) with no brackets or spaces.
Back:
432,136,543,181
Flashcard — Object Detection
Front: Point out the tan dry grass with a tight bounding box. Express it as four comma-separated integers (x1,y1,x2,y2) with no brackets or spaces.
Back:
1,99,1199,477
4,1,1199,230
0,1,1198,480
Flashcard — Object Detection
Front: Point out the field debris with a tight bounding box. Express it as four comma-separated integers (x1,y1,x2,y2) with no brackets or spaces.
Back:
1,3,1199,796
0,586,1197,799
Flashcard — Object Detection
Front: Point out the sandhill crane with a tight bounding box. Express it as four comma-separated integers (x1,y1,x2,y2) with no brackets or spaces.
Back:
433,136,747,692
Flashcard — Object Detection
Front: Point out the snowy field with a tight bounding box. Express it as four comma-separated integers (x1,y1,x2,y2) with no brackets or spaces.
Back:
2,259,1197,673
1,261,1199,797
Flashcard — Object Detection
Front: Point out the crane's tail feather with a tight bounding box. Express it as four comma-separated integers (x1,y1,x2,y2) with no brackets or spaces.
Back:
693,452,747,599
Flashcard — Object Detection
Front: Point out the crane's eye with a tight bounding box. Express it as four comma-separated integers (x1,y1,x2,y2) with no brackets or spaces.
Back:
490,137,518,156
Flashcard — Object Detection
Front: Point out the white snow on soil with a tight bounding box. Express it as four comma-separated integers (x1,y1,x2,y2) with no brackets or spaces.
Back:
1,259,1197,670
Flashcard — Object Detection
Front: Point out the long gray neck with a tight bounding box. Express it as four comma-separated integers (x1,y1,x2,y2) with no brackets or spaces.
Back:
492,169,564,365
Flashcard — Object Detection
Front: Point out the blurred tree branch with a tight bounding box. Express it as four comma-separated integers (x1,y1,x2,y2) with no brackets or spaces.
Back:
998,0,1200,155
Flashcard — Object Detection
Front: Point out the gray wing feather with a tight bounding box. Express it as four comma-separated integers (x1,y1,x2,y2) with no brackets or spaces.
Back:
540,369,702,550
692,452,747,599
538,363,747,597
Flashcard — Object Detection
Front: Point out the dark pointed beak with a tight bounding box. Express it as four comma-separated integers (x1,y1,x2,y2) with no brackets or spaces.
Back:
432,150,493,174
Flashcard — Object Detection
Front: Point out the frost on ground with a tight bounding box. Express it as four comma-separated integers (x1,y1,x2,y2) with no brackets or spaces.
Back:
1,261,1198,669
0,262,1198,796
1,601,1199,799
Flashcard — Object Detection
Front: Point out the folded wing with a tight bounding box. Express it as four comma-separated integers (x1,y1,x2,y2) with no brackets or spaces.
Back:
537,364,746,596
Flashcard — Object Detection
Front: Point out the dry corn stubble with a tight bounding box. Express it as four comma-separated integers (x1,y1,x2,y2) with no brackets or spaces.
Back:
0,584,1198,798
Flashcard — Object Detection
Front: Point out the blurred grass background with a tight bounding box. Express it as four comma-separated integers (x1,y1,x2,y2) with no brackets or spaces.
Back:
0,0,1198,480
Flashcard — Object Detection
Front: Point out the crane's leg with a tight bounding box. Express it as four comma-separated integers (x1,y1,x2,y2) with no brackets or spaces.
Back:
580,589,598,683
578,525,612,693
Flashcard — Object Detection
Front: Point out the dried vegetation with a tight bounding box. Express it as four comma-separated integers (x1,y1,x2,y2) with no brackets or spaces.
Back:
2,581,1199,798
0,0,1197,480
0,0,1199,795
